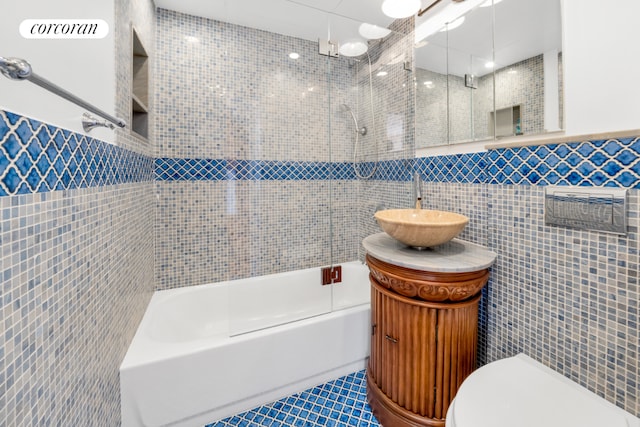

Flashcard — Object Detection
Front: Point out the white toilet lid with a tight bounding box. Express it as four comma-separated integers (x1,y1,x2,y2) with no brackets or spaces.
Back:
448,353,638,427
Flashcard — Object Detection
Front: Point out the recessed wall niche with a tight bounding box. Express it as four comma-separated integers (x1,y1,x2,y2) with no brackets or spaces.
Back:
131,28,149,140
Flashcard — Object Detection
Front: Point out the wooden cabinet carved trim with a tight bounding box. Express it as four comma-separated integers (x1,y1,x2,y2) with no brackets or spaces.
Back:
366,254,489,427
366,255,489,303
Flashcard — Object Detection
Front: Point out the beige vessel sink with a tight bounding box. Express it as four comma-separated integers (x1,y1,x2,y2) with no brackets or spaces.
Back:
374,209,469,249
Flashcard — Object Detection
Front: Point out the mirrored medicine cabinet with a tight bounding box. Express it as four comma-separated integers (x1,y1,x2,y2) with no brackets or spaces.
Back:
415,0,562,148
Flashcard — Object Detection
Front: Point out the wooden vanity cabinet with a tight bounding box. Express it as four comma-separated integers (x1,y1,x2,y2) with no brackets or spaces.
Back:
365,254,490,427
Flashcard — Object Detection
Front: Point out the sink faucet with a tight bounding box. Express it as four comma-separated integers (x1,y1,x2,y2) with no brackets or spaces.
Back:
413,172,422,209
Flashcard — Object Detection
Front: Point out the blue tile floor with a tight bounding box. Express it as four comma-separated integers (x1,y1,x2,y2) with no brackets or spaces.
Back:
205,370,381,427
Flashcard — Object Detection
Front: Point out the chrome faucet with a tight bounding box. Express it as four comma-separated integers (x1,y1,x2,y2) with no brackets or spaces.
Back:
413,172,422,209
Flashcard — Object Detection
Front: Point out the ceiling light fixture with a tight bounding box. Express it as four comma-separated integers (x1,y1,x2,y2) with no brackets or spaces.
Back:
382,0,421,19
289,52,300,59
485,61,495,68
339,40,368,57
359,23,392,40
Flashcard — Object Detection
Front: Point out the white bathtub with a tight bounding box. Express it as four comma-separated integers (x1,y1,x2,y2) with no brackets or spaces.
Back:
120,261,371,427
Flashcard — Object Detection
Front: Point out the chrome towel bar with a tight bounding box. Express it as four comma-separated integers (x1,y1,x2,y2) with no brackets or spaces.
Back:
0,56,126,129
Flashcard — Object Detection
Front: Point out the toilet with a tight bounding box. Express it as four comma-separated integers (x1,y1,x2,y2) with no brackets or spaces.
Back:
446,353,640,427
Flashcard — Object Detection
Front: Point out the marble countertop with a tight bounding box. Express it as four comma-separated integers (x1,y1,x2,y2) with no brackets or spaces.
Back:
363,233,497,273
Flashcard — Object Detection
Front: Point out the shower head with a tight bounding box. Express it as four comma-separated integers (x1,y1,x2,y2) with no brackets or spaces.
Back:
339,104,367,136
339,103,352,113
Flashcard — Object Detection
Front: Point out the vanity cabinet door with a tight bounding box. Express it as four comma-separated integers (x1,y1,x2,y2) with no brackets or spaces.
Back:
368,274,480,426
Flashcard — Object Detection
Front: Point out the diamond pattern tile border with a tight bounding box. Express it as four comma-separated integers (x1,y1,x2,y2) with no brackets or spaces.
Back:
155,158,357,181
158,137,640,188
416,136,640,187
0,110,154,197
415,152,488,184
154,159,415,182
4,108,640,195
485,138,640,187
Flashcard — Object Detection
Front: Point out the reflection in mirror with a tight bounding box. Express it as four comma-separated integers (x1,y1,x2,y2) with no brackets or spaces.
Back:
415,30,448,147
414,0,563,148
415,0,494,148
446,5,493,144
494,0,562,138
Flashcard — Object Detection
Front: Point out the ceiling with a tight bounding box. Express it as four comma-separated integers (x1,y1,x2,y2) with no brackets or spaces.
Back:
154,0,562,76
153,0,401,46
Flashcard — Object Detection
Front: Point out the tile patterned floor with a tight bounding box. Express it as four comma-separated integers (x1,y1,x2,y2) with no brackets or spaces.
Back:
205,370,381,427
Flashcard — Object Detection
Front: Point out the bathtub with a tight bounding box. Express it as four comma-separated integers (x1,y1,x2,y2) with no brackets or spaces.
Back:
120,261,371,427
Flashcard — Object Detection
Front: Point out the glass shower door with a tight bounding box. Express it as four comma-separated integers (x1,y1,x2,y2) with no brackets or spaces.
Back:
227,5,336,336
226,5,414,336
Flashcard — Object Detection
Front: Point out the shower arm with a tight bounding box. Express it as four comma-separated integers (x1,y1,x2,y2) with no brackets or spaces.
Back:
0,56,127,129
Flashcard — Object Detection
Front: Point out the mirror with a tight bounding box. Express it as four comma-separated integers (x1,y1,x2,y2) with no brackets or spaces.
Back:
415,27,448,147
446,5,494,144
415,0,562,148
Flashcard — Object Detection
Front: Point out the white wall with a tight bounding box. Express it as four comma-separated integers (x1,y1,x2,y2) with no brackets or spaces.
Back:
0,0,116,143
563,0,640,135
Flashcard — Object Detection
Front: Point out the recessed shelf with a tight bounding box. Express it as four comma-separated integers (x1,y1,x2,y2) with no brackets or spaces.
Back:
131,28,149,140
132,56,148,108
132,94,147,113
490,105,522,138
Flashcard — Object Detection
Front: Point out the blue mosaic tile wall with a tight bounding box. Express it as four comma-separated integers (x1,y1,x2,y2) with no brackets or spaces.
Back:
153,9,416,289
414,136,640,418
154,8,355,163
482,185,639,417
154,8,362,289
0,114,156,424
0,0,157,425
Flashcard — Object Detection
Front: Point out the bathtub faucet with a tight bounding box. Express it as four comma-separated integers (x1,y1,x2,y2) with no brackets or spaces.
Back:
414,172,422,210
